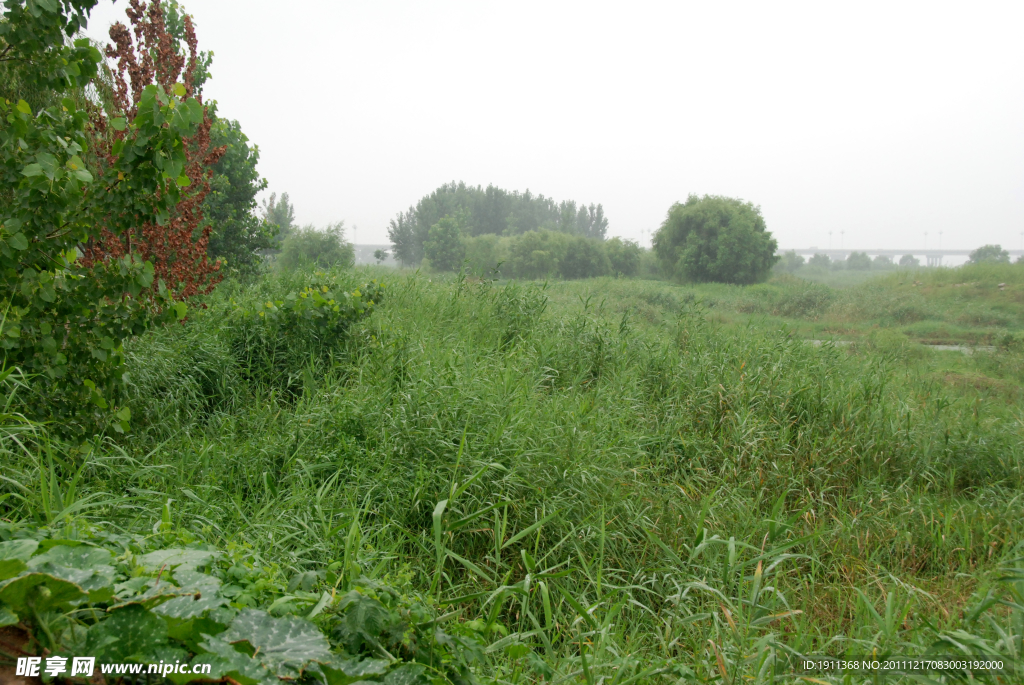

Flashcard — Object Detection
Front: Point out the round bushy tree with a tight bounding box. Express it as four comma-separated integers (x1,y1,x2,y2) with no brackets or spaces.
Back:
653,195,778,284
846,251,872,270
605,237,641,276
899,254,920,267
279,223,354,270
559,236,611,279
808,253,832,268
424,213,466,272
777,250,805,273
968,244,1010,265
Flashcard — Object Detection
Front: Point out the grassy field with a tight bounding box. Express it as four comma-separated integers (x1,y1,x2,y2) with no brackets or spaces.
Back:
4,264,1024,682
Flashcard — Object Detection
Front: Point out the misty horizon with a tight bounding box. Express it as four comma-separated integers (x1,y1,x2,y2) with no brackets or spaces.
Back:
84,1,1023,253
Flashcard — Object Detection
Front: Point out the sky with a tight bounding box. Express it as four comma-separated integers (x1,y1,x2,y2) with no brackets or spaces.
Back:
85,1,1024,252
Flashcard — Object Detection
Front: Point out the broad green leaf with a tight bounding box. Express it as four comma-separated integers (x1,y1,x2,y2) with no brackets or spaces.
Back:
185,98,204,123
0,602,17,627
20,164,42,178
0,540,38,581
110,117,127,131
0,572,87,612
172,83,187,97
137,548,219,571
28,545,116,601
191,636,272,685
176,175,191,187
86,604,168,661
16,100,31,114
318,657,390,685
29,544,113,569
86,606,167,659
154,571,227,619
220,609,332,677
383,663,429,685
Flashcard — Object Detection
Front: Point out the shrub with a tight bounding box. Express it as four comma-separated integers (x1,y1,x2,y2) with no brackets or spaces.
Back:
229,274,382,391
653,194,778,284
847,251,872,270
900,254,920,267
808,253,832,268
0,520,493,684
463,233,510,277
278,223,355,271
559,235,611,279
508,230,568,279
605,237,641,276
969,244,1010,265
776,250,806,273
423,213,466,272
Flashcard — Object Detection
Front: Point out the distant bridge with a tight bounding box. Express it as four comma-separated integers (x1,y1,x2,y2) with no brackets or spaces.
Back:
778,248,1024,267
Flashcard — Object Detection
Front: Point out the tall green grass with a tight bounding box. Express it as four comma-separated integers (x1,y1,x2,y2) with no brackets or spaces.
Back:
3,267,1023,681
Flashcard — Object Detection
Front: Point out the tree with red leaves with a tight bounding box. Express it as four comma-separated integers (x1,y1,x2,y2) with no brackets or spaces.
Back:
81,0,224,301
1,0,213,440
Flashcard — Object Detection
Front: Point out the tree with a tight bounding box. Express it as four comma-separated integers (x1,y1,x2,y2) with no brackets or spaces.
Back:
968,244,1010,265
262,192,296,241
424,213,467,272
204,114,275,273
652,195,778,284
605,237,641,276
808,253,832,268
899,254,920,267
846,252,872,270
508,231,567,279
83,1,224,302
387,208,424,266
1,0,211,440
373,249,389,264
777,250,805,272
559,236,611,279
279,223,354,271
873,254,894,269
388,182,610,266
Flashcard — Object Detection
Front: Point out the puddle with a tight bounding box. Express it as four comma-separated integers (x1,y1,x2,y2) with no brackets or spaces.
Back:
806,340,995,355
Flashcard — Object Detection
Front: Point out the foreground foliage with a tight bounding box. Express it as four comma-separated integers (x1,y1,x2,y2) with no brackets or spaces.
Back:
0,520,489,684
3,267,1024,682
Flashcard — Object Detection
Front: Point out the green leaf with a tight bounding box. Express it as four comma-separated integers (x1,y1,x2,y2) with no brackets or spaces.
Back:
137,548,219,571
86,604,168,661
192,636,271,685
16,100,31,114
0,540,38,581
110,117,127,131
172,83,187,97
0,572,87,613
20,164,43,178
28,544,113,569
154,592,228,620
176,175,191,187
27,545,116,602
0,602,17,627
153,570,227,619
318,657,389,685
383,663,429,685
173,301,188,320
219,609,332,677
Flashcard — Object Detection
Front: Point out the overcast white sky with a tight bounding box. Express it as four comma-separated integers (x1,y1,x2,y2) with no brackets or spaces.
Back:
85,1,1024,251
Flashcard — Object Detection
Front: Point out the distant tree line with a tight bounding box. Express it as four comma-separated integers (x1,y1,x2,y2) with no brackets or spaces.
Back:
409,204,648,279
388,181,609,266
776,243,1020,274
